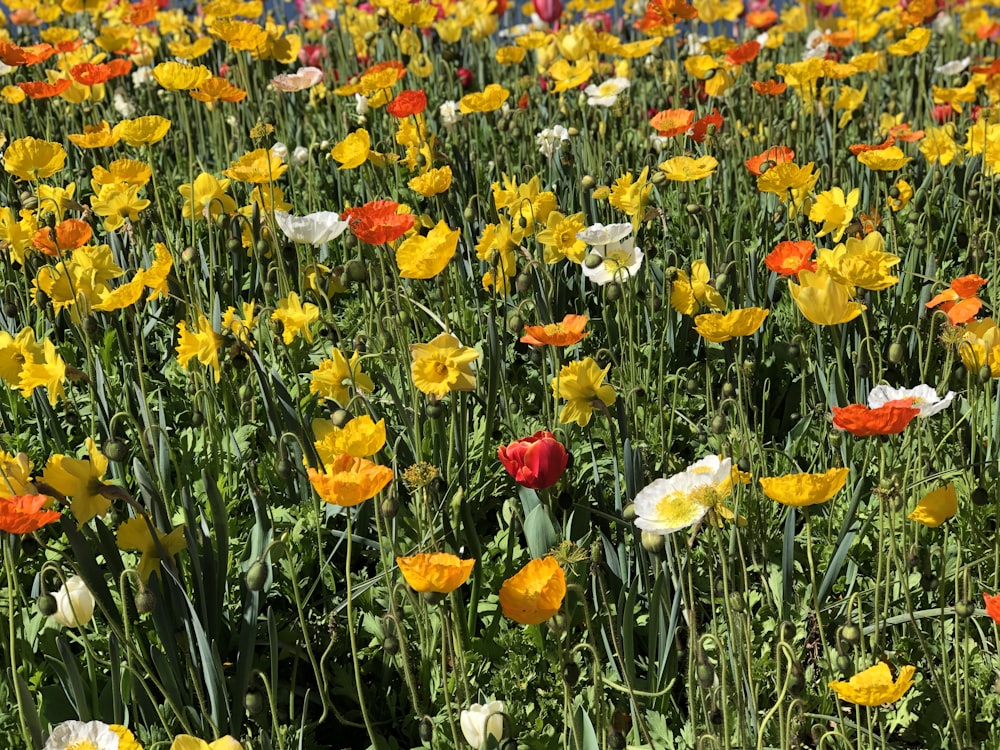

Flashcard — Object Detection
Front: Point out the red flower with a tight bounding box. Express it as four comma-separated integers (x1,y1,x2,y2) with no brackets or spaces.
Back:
498,432,568,490
387,89,427,118
0,495,60,535
985,593,1000,624
745,145,794,176
690,108,723,143
765,240,816,276
831,402,920,437
533,0,563,23
726,41,761,65
456,67,473,88
342,200,415,245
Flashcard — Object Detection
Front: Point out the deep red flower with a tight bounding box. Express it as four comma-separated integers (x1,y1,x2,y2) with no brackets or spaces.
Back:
456,67,473,88
498,432,568,490
985,593,1000,624
342,200,415,245
387,89,427,118
690,108,723,143
831,402,920,437
0,495,60,534
533,0,563,23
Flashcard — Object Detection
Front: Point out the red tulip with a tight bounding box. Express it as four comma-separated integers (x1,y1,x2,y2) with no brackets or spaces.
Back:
533,0,563,24
498,432,568,490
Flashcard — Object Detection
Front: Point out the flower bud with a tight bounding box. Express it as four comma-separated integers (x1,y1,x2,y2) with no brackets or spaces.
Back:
498,431,568,490
52,576,96,628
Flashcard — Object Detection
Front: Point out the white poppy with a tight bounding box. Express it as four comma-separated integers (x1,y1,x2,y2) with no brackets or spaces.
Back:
270,66,324,92
52,576,95,628
867,384,955,418
274,211,350,245
634,456,733,535
933,57,970,76
44,721,120,750
576,222,633,247
584,77,631,107
460,702,505,748
582,237,644,286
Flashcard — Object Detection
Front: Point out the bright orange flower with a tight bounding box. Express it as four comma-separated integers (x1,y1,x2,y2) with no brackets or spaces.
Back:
926,274,988,325
18,78,72,99
765,240,816,276
0,41,56,66
746,8,778,27
849,135,896,155
307,454,393,507
32,219,93,256
634,0,697,32
520,314,589,347
726,41,760,65
396,552,475,594
387,89,427,118
985,593,1000,624
888,123,925,142
751,80,787,95
745,145,795,176
499,556,567,625
189,77,248,103
70,63,112,86
342,199,415,245
831,402,920,437
0,494,60,534
129,0,158,25
649,108,695,137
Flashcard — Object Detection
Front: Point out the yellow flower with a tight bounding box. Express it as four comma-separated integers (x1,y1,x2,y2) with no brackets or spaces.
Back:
42,438,111,527
307,454,393,507
310,350,374,405
548,59,594,92
756,161,818,214
857,146,911,171
459,83,510,114
658,155,718,182
918,125,960,166
886,27,930,56
552,357,616,427
496,45,526,65
888,179,913,211
498,556,566,625
397,553,475,594
68,121,121,149
609,167,652,222
634,455,735,534
113,116,172,147
829,662,917,706
331,129,371,170
89,183,151,231
314,415,386,460
2,85,26,105
152,61,213,91
396,221,460,279
818,233,900,292
272,292,319,344
809,187,859,242
223,148,288,183
408,166,453,198
178,173,237,220
18,338,66,407
759,467,850,507
789,270,865,325
834,84,867,127
93,159,153,188
144,243,173,300
176,313,223,383
694,308,769,343
93,269,147,311
537,210,587,264
3,137,67,181
908,483,957,527
959,318,1000,378
169,735,243,750
671,260,725,316
0,327,44,387
410,333,479,396
116,516,187,582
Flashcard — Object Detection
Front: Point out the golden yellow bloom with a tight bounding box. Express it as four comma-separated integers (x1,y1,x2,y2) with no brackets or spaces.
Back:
759,467,850,506
818,233,899,292
178,173,237,220
459,83,510,114
42,438,111,527
789,270,865,326
408,166,453,197
331,129,371,170
271,292,319,344
397,553,475,594
0,328,44,388
552,357,616,427
886,27,930,56
829,662,916,706
224,148,288,183
176,313,223,383
756,162,818,214
658,155,719,182
857,146,911,171
68,121,120,149
314,415,386,461
496,45,527,65
918,125,960,166
18,338,66,407
609,167,652,222
144,243,173,300
694,308,769,343
410,333,479,396
548,59,594,92
908,483,957,527
959,318,1000,378
671,260,725,316
809,187,859,242
396,221,460,279
113,116,172,147
152,61,213,91
3,137,67,181
499,556,566,625
116,516,187,582
310,350,374,405
307,454,393,507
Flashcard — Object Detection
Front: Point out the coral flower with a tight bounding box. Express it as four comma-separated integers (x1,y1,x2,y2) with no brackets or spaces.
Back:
0,494,60,534
343,200,415,245
726,40,760,65
765,240,816,276
387,89,427,117
499,556,566,625
32,219,92,256
649,108,695,137
745,145,795,176
759,467,850,507
751,80,787,95
829,662,917,706
18,78,72,99
694,308,769,343
831,402,920,436
984,593,1000,624
396,552,475,593
308,454,393,507
520,314,589,347
926,274,988,325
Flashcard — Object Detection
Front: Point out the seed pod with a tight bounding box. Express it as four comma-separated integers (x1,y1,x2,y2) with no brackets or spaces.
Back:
562,661,580,686
515,273,532,293
972,487,989,506
226,237,242,254
888,342,905,364
346,260,368,284
955,600,976,619
38,594,58,617
380,496,400,521
640,531,665,554
697,662,715,689
710,414,728,434
605,283,623,303
418,716,434,743
135,588,156,613
836,654,852,674
728,592,746,613
840,622,862,645
331,409,351,427
275,458,291,478
622,503,636,522
382,634,400,655
584,252,603,269
244,689,266,716
581,175,596,190
425,402,444,419
190,410,205,428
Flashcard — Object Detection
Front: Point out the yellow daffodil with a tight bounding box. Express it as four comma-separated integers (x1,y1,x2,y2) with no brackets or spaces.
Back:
789,270,865,325
310,350,374,405
271,292,319,344
116,516,187,582
409,333,479,396
42,438,112,527
552,357,616,427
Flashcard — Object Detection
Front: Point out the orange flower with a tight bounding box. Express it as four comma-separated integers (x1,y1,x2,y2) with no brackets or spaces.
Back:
649,108,695,137
129,0,158,25
307,454,393,507
342,199,415,245
765,240,816,276
387,89,427,118
190,77,248,103
32,219,93,256
849,135,896,155
18,78,72,99
499,556,566,625
690,108,723,143
985,592,1000,624
746,8,778,27
926,274,988,325
726,41,760,66
0,494,60,534
396,552,475,593
745,145,794,176
888,123,925,142
0,41,56,66
831,402,920,437
70,60,131,86
751,80,787,96
520,314,589,347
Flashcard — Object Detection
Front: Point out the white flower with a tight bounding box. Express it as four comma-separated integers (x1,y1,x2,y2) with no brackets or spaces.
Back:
460,701,505,748
576,222,633,247
685,33,708,56
354,93,370,116
649,133,670,153
802,30,829,60
634,456,733,535
271,142,289,162
131,66,153,86
52,576,95,628
112,90,135,119
275,211,350,245
226,115,239,129
536,125,569,158
0,61,14,76
44,720,119,750
271,66,324,92
933,56,970,76
291,146,310,166
582,237,644,286
867,384,955,418
932,11,954,33
439,100,462,128
584,77,631,107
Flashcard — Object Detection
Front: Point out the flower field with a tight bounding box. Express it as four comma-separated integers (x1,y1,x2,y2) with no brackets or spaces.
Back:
1,0,1000,747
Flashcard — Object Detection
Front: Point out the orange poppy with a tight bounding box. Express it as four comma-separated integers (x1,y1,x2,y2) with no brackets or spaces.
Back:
726,41,761,66
649,108,695,137
634,0,696,32
343,200,415,245
71,62,113,86
190,77,248,103
56,40,84,54
396,552,475,593
926,274,988,325
307,454,393,507
129,0,158,25
18,78,72,99
0,41,55,66
746,8,778,28
848,135,896,155
745,145,795,176
517,92,529,110
888,123,925,142
499,556,567,625
825,29,856,48
520,314,589,346
387,89,427,118
765,240,816,276
690,108,723,142
32,219,93,257
970,60,1000,76
831,402,920,437
104,59,133,79
985,593,1000,624
751,80,787,96
0,494,61,534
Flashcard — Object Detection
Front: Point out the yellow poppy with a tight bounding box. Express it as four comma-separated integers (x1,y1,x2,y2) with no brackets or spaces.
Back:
396,553,475,594
693,308,769,343
829,662,916,706
759,467,850,506
908,483,957,527
395,221,460,279
499,557,566,625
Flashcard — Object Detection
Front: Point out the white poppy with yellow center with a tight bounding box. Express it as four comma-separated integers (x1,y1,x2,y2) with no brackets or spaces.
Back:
634,456,734,534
